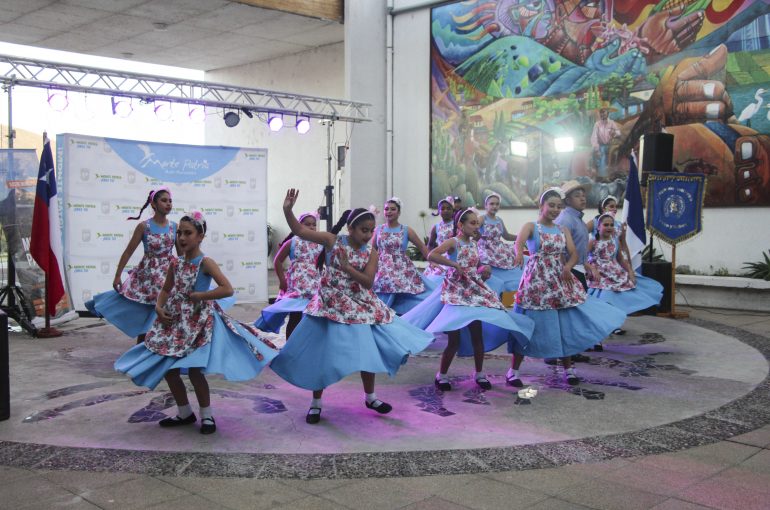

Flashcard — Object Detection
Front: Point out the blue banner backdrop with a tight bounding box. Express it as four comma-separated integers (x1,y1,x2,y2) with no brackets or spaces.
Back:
646,173,707,245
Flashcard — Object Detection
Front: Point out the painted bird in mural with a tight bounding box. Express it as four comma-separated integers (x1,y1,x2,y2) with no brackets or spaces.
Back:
737,88,765,127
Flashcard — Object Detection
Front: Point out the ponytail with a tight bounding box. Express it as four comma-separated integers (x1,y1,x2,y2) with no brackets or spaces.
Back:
315,208,373,271
127,191,153,221
278,232,295,247
315,209,355,271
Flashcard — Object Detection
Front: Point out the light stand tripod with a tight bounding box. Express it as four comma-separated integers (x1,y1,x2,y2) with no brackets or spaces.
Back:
1,80,37,336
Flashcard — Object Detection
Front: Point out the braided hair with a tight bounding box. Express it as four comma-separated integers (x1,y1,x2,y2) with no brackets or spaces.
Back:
315,208,373,270
127,189,170,221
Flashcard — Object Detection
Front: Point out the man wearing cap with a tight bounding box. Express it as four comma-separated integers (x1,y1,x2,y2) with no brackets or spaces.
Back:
552,179,592,363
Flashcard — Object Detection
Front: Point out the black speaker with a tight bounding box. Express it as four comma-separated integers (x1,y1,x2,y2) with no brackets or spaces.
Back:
337,145,346,169
639,133,674,185
641,261,672,314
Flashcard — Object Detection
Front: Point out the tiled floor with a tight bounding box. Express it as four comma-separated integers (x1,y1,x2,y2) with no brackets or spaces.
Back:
1,306,768,509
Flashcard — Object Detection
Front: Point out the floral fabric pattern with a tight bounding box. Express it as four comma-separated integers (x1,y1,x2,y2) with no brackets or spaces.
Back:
121,219,176,304
477,218,516,269
516,224,587,311
278,238,323,300
305,236,394,325
441,239,504,309
424,220,454,277
587,238,636,292
373,225,425,294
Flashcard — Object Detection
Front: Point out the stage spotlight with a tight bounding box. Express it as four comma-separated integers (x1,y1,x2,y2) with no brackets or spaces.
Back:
242,108,254,118
268,113,283,131
554,136,575,153
111,97,133,118
224,111,240,127
188,104,206,123
47,90,68,112
296,116,310,134
510,140,527,157
153,101,172,121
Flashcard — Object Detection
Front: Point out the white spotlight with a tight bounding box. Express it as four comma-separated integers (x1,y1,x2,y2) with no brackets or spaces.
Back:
47,90,69,112
510,140,528,157
188,105,206,123
111,97,133,118
554,137,575,153
296,116,310,134
153,101,172,121
268,113,283,131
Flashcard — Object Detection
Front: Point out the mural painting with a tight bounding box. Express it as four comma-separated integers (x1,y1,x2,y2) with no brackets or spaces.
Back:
430,0,770,207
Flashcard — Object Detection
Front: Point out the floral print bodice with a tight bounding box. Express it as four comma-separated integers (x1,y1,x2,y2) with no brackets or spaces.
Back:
441,238,504,309
477,216,516,269
121,219,176,304
305,236,394,324
144,254,278,358
424,220,454,277
373,224,425,294
587,237,635,292
278,237,323,300
516,223,586,311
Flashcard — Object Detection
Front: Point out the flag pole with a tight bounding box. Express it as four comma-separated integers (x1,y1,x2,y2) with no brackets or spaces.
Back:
36,132,62,338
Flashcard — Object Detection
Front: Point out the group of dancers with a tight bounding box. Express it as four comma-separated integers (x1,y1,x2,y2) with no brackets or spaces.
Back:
87,181,663,434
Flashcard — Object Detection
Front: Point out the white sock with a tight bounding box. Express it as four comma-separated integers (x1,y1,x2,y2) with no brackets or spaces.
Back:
200,406,213,420
566,367,576,377
365,392,377,404
475,371,486,380
310,398,322,409
436,371,449,382
177,404,192,419
507,368,519,379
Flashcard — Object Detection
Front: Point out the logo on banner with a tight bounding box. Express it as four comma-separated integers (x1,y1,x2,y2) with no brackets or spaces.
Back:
67,264,97,273
646,172,707,245
240,260,261,270
238,207,260,216
192,179,212,188
115,204,141,215
214,177,222,188
101,201,111,215
226,259,234,271
67,201,97,213
80,168,90,181
95,173,123,184
223,233,244,241
101,261,111,274
226,205,234,217
250,178,257,189
96,232,125,241
247,230,255,242
249,283,256,295
81,229,91,243
210,231,220,243
201,207,223,217
82,290,92,302
127,170,136,184
225,179,246,188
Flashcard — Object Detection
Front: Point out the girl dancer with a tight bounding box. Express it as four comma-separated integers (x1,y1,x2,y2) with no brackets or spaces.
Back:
403,208,533,392
587,195,631,265
373,197,436,314
270,189,433,424
477,193,525,292
255,212,323,337
586,213,663,316
508,189,625,386
423,196,455,283
115,211,279,434
86,188,177,343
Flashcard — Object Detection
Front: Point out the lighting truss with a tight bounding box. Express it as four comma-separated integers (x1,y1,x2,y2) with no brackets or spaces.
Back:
0,54,370,123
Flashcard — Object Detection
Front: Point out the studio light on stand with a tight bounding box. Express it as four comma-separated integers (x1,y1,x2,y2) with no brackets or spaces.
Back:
47,89,68,112
111,97,133,118
223,110,240,127
296,115,310,134
268,113,283,132
554,136,575,153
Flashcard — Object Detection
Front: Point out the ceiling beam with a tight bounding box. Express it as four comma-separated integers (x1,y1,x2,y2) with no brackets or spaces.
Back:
234,0,343,23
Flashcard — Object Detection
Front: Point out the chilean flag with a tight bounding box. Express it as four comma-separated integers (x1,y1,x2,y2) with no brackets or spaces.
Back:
30,136,65,316
620,153,647,271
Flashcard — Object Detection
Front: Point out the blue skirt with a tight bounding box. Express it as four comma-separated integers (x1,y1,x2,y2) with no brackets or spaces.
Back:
88,289,236,338
254,297,309,333
588,275,663,314
114,314,277,390
85,291,155,338
490,263,526,293
402,286,534,356
270,314,434,391
377,274,439,315
511,296,626,358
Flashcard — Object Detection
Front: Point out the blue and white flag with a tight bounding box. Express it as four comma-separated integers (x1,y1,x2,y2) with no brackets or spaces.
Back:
620,154,646,270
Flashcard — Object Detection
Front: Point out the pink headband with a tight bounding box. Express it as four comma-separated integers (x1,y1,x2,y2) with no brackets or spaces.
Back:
298,211,319,223
150,186,171,202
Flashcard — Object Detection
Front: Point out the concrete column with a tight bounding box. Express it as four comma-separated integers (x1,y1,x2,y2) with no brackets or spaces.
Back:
344,0,388,212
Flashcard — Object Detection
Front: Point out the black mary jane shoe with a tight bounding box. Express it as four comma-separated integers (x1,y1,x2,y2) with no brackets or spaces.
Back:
306,408,322,424
612,328,626,336
434,377,452,392
593,343,604,352
543,358,558,366
565,374,580,386
159,413,196,427
571,353,591,363
200,417,216,435
506,376,524,388
365,399,393,414
475,377,492,391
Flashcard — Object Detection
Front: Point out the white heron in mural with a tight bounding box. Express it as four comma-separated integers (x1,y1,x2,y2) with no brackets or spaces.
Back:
737,88,765,126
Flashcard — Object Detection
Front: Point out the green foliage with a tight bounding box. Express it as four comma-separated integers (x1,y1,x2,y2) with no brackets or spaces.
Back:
406,245,426,261
742,250,770,280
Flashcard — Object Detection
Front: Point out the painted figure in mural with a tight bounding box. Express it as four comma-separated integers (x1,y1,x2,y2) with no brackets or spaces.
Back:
591,108,622,179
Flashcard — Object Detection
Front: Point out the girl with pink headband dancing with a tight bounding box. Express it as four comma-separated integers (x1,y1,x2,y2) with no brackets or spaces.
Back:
86,187,178,344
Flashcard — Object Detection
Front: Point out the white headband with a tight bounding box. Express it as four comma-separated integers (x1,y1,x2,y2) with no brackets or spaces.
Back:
484,192,501,205
601,195,618,209
539,187,565,205
347,207,376,225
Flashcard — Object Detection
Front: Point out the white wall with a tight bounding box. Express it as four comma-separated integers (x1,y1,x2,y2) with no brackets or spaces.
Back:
390,3,770,275
204,42,350,252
